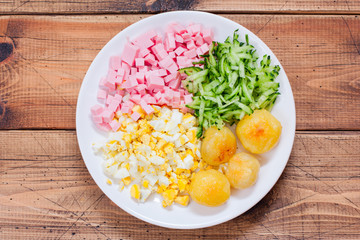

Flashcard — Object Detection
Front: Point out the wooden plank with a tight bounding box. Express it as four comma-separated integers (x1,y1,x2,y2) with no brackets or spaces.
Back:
0,15,360,130
0,130,359,239
0,0,359,14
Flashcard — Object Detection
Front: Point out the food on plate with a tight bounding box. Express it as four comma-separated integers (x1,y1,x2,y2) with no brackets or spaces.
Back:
200,126,236,166
181,30,280,137
91,22,283,208
225,152,260,189
93,106,202,207
91,22,214,132
236,109,282,154
189,169,230,207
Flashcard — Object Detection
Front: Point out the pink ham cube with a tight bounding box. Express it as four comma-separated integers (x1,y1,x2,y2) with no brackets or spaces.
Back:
97,122,111,131
166,63,179,74
109,56,121,70
102,110,114,123
97,89,107,100
168,78,181,89
195,34,204,46
121,105,130,114
136,84,147,95
91,105,104,115
135,58,145,67
130,94,141,104
174,46,186,56
202,28,213,44
184,94,193,104
108,99,121,112
140,100,154,115
136,72,145,84
144,54,157,66
184,49,197,59
147,75,164,91
109,119,121,131
164,72,179,83
92,114,103,123
132,30,156,49
122,43,140,66
131,111,141,121
170,23,187,34
186,40,196,50
166,33,176,51
159,56,175,69
175,34,184,43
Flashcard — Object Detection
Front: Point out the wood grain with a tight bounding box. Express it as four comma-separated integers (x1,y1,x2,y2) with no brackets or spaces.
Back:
0,14,360,130
0,130,359,239
0,0,359,14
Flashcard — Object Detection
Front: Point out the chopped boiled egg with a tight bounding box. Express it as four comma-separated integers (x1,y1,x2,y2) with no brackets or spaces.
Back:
93,106,202,207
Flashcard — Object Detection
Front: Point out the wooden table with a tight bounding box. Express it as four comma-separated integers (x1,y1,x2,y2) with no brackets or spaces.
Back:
1,1,360,239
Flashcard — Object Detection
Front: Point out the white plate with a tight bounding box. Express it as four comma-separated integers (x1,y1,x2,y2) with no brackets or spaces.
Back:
76,11,296,229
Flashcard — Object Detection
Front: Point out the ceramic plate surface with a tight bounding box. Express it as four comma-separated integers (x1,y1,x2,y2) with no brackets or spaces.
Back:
76,11,296,229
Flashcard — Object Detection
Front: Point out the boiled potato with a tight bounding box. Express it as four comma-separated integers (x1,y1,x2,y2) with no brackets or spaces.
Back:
225,152,260,189
189,169,230,207
236,109,282,154
201,126,237,166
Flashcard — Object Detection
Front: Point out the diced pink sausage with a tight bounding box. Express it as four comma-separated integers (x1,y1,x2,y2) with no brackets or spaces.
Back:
184,94,193,104
147,75,164,90
159,56,175,69
154,35,162,44
109,119,121,131
102,110,114,123
202,28,213,45
144,54,157,66
132,30,155,49
140,100,155,115
92,114,103,123
91,105,104,115
136,84,147,95
195,34,204,46
109,56,121,70
186,40,196,50
200,43,210,54
108,98,121,112
131,111,141,121
97,122,111,131
175,34,184,43
174,46,186,56
122,43,140,66
135,58,145,67
114,94,123,102
166,63,179,74
171,23,187,34
152,44,168,60
121,105,130,114
184,49,197,59
136,72,145,84
154,91,162,100
130,94,141,104
97,89,107,100
168,77,181,89
139,48,151,57
166,33,176,51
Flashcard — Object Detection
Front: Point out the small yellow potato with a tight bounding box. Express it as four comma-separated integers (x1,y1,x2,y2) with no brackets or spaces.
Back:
201,126,237,166
236,109,282,154
225,152,260,189
189,169,230,207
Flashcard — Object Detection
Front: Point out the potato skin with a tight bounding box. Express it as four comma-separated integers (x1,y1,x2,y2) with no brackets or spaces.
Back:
236,109,282,154
189,169,231,207
201,126,237,166
225,152,260,189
